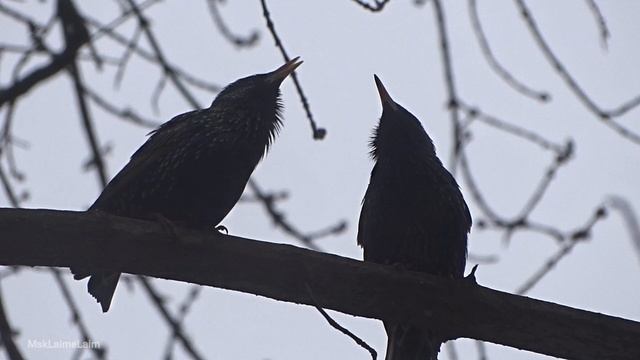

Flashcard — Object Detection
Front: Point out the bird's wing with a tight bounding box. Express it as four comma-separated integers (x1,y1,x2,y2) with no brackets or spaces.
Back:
412,164,471,276
357,164,378,248
130,109,203,162
439,167,472,233
90,110,205,211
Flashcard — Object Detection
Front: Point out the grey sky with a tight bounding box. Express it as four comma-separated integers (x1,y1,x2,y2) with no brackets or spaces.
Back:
1,1,639,359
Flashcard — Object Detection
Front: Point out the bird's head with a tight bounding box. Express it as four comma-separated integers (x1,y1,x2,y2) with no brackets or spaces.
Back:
210,57,302,141
369,75,436,160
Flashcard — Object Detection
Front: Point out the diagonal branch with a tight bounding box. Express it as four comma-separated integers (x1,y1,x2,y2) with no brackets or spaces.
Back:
0,0,90,108
0,283,24,360
259,0,326,140
468,0,549,102
514,0,640,144
1,207,640,360
138,277,205,360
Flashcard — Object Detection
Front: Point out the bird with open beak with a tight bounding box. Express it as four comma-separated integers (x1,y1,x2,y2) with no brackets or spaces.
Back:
358,75,471,360
72,58,303,312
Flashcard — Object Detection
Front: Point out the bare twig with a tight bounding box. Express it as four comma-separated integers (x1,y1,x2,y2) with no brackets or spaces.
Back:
306,284,377,360
516,206,607,294
206,0,259,47
163,285,202,360
431,0,465,175
606,196,640,266
125,0,201,109
458,102,565,153
0,144,22,208
349,0,391,12
513,140,573,221
113,25,142,88
82,84,160,128
584,0,609,50
83,0,222,94
0,0,90,108
0,284,24,360
515,0,640,140
260,0,326,140
68,63,108,188
51,268,106,359
445,341,459,360
138,277,206,360
468,0,549,102
475,340,488,360
247,179,347,251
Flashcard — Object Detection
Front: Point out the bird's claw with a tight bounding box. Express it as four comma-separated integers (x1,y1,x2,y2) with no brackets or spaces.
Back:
464,264,479,284
215,225,228,234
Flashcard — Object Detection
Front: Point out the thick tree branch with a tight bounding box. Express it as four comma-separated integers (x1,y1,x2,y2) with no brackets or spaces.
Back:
1,208,639,360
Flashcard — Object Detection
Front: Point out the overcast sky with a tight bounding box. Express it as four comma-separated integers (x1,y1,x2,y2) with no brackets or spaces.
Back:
1,1,640,359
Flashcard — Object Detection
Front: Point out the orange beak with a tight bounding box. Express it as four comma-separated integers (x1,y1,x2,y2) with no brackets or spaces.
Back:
268,57,303,85
374,74,397,111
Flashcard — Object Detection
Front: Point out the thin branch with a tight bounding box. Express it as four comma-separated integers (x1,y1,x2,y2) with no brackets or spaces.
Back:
445,341,459,360
475,340,488,360
0,0,90,108
306,284,377,360
606,196,640,266
83,0,221,94
67,63,108,188
113,25,142,88
468,0,549,102
584,0,609,50
247,179,347,250
513,140,573,220
163,285,202,360
458,102,565,153
0,100,29,185
138,277,206,360
431,0,464,174
458,149,503,223
206,0,259,47
516,240,576,295
349,0,391,12
0,160,20,207
516,206,607,294
125,0,201,109
0,283,24,360
82,84,160,129
51,268,106,359
259,0,326,140
600,117,640,144
515,0,640,131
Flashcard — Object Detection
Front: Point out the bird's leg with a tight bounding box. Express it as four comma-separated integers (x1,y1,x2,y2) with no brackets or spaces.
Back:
215,225,228,234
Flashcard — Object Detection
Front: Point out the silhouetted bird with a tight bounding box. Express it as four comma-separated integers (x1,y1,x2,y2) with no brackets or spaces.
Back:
358,75,471,360
72,58,302,312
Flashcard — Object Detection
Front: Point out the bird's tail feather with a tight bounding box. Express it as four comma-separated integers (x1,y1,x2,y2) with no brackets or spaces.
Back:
385,322,441,360
86,272,120,313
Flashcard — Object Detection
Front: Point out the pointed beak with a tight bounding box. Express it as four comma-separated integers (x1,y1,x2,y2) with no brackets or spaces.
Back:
268,57,303,85
374,74,397,111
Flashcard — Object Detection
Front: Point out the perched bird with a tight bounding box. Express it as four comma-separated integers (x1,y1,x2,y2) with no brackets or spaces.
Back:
72,58,302,312
358,75,471,360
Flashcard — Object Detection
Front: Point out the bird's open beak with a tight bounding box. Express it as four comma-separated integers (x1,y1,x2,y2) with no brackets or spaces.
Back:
374,74,397,111
269,57,303,85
